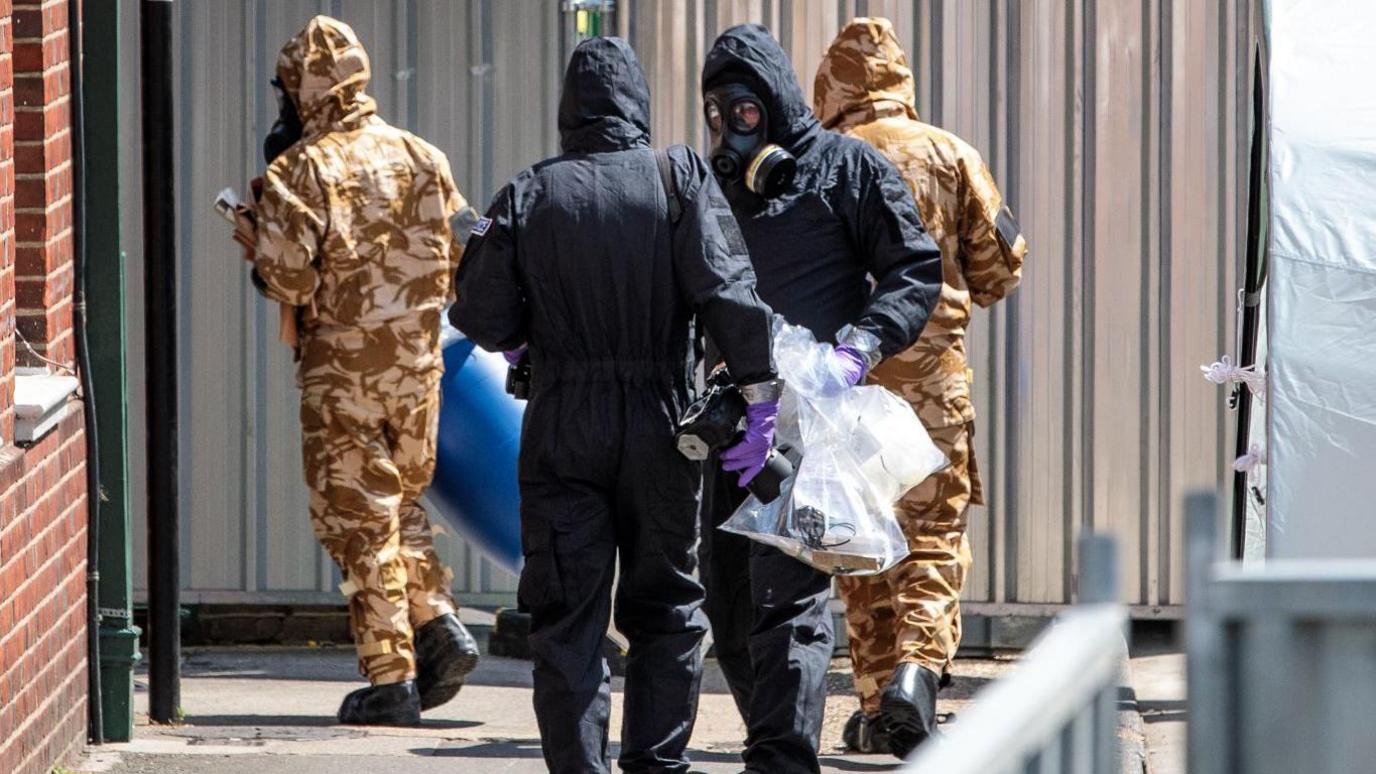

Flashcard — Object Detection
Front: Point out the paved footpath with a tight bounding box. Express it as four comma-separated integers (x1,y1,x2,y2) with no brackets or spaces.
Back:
1125,625,1187,774
71,621,1183,774
74,634,1008,774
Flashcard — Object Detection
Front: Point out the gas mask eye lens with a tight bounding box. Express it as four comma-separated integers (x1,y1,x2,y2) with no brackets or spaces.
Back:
730,100,762,132
705,101,723,133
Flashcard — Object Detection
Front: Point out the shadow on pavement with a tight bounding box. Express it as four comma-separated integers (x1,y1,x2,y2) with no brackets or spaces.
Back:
178,715,483,731
414,742,898,772
412,740,545,759
416,744,748,766
178,715,340,728
816,757,899,772
1139,699,1187,725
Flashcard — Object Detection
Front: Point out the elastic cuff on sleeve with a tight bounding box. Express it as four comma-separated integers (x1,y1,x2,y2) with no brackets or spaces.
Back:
837,325,883,371
739,378,785,404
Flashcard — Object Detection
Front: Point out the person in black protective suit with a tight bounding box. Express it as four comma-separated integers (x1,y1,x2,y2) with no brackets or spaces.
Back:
697,25,945,774
450,37,781,774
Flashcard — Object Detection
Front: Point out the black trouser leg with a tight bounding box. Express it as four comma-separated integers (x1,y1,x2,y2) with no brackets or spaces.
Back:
741,544,834,774
521,481,619,774
613,519,708,772
614,397,710,773
699,460,756,720
701,463,834,773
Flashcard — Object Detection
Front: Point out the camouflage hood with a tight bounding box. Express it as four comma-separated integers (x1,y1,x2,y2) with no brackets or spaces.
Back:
814,17,919,130
276,15,377,137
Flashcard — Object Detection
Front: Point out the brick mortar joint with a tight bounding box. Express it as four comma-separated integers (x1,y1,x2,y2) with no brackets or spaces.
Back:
15,302,71,318
13,102,73,114
15,206,74,217
15,197,74,214
10,94,69,108
15,229,75,247
10,61,69,74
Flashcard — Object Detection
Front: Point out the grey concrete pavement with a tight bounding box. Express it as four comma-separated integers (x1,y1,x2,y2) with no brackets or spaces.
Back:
82,638,1009,774
69,620,1191,773
1126,625,1187,774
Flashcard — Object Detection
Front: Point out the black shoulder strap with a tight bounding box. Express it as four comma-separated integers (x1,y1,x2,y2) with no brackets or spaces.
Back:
656,147,683,225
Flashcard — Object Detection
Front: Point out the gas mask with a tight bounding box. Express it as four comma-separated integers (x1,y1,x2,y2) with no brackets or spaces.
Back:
704,84,797,198
263,76,304,165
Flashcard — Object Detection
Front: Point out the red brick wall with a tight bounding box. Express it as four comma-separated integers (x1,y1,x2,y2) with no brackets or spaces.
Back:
0,0,14,441
0,413,88,774
0,1,89,773
13,0,70,366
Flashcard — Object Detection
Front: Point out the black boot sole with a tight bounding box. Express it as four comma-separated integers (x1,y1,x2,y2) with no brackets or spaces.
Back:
419,647,480,711
879,693,934,760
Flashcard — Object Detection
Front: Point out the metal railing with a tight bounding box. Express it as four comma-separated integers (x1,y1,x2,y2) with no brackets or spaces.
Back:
901,535,1128,774
1186,493,1376,774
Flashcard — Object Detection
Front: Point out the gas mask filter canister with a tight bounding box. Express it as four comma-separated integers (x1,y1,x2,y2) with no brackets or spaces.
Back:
704,84,797,198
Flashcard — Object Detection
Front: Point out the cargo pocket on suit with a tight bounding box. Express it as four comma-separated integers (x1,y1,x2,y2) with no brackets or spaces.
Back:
517,523,563,613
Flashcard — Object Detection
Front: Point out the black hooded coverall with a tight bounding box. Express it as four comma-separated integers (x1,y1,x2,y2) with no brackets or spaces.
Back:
698,25,944,774
450,38,776,774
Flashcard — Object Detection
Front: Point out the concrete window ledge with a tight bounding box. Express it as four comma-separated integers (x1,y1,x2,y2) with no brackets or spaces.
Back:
14,370,80,445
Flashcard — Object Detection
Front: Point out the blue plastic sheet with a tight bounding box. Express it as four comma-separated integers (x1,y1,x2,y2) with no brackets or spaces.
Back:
425,331,525,575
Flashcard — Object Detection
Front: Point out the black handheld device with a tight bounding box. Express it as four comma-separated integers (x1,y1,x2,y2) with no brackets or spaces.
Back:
675,370,793,503
505,353,532,400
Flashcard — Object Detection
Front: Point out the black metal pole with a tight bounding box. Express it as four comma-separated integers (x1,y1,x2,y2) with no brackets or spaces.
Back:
1230,50,1267,560
69,0,103,744
141,0,179,723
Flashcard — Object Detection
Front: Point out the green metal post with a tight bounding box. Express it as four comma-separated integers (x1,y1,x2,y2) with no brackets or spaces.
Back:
83,0,139,742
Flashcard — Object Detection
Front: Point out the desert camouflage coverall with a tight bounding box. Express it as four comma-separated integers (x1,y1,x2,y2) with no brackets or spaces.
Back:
254,16,469,686
815,18,1027,716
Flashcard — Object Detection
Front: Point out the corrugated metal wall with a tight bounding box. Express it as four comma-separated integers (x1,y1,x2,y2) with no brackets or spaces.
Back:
126,0,568,605
126,0,1259,613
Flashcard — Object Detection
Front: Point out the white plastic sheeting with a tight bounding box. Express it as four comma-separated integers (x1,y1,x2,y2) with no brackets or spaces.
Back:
1266,0,1376,558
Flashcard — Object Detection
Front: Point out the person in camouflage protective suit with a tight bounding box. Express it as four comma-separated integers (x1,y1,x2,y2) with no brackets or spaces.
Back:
252,15,481,727
814,17,1027,758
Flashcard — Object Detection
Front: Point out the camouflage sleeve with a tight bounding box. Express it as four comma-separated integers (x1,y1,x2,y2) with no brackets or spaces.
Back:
254,153,327,307
448,183,527,352
432,151,476,304
434,151,473,250
959,147,1027,308
849,148,944,358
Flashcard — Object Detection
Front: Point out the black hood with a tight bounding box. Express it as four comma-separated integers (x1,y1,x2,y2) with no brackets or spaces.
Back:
702,24,820,153
559,37,651,153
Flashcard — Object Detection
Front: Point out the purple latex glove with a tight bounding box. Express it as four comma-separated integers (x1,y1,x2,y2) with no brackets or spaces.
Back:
720,401,780,487
833,345,869,386
503,346,527,365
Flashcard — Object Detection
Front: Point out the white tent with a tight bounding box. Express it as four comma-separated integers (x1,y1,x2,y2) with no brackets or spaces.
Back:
1266,0,1376,558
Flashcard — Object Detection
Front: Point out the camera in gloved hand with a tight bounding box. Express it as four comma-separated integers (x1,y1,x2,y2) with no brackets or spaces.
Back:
675,369,793,503
504,350,532,400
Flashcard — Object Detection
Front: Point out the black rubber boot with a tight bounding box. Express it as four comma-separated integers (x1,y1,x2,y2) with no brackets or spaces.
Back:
841,710,891,754
878,663,941,759
415,613,481,711
337,680,422,727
